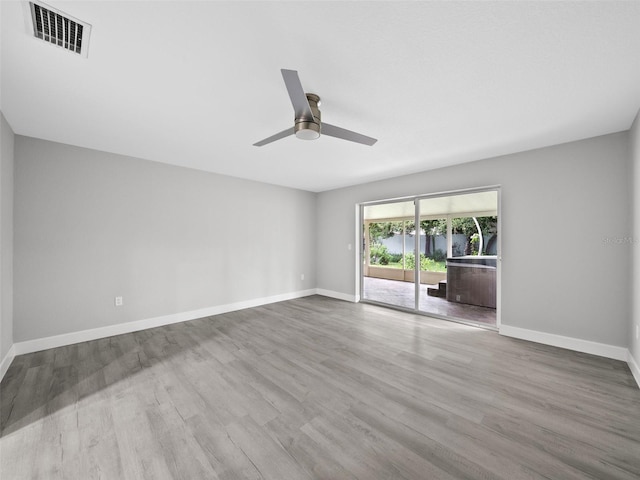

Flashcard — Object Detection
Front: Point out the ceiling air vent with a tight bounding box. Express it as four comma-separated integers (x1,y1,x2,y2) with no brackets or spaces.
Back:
26,2,91,58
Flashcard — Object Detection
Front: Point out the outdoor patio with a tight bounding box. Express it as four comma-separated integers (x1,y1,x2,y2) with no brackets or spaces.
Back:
362,276,497,327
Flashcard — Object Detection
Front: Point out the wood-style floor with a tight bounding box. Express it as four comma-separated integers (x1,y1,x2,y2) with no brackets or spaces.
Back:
1,296,639,479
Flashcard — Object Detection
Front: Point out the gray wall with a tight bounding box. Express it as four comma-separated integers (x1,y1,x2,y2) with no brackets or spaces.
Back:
317,132,631,348
6,122,638,361
631,109,640,366
1,113,14,360
14,137,317,341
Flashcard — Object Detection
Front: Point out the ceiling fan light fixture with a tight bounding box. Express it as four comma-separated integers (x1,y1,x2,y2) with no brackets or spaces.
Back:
294,121,320,140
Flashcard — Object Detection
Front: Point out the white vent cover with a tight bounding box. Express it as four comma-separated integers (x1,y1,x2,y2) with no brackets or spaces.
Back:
26,2,91,58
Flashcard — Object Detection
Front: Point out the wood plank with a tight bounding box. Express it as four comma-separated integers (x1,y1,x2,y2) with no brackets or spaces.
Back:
2,296,639,479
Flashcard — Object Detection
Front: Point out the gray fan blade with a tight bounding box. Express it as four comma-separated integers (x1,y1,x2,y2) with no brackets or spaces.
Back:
321,122,377,146
253,127,294,146
281,69,314,121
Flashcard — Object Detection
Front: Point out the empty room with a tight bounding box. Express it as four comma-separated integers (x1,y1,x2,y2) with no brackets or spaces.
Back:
1,1,640,479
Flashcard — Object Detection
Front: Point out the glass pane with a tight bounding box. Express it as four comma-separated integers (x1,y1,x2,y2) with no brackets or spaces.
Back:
362,201,416,309
418,192,498,327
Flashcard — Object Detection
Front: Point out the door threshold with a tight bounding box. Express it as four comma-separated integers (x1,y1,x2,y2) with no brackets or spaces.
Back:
360,299,498,331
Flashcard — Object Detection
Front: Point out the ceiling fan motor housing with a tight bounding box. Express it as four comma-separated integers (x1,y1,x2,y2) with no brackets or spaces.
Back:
295,93,321,139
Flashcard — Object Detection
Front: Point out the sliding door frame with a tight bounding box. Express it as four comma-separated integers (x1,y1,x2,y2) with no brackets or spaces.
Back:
359,185,502,330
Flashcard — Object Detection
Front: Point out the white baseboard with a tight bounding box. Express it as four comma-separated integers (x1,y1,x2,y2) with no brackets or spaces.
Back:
499,324,628,361
11,289,317,358
315,288,358,303
628,350,640,389
7,291,636,390
0,343,16,381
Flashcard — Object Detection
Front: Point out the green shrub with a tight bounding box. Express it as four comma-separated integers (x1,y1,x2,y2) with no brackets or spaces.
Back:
405,252,447,272
430,249,446,262
388,253,403,263
470,233,480,256
404,252,428,270
370,243,391,265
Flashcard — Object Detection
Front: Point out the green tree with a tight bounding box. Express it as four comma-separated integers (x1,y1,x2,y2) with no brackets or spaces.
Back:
451,216,497,255
421,219,447,257
368,221,404,243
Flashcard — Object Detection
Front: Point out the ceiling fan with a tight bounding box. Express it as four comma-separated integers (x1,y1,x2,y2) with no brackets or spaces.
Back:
253,69,377,147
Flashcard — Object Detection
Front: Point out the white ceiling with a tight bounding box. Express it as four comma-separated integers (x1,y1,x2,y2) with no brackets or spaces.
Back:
2,1,640,192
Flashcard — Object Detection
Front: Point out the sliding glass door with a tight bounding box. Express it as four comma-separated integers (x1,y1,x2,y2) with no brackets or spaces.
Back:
361,189,499,328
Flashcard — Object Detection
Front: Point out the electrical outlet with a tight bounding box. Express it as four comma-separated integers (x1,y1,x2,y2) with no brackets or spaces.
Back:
301,273,305,281
456,295,461,302
348,243,352,251
636,324,639,340
115,296,123,307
